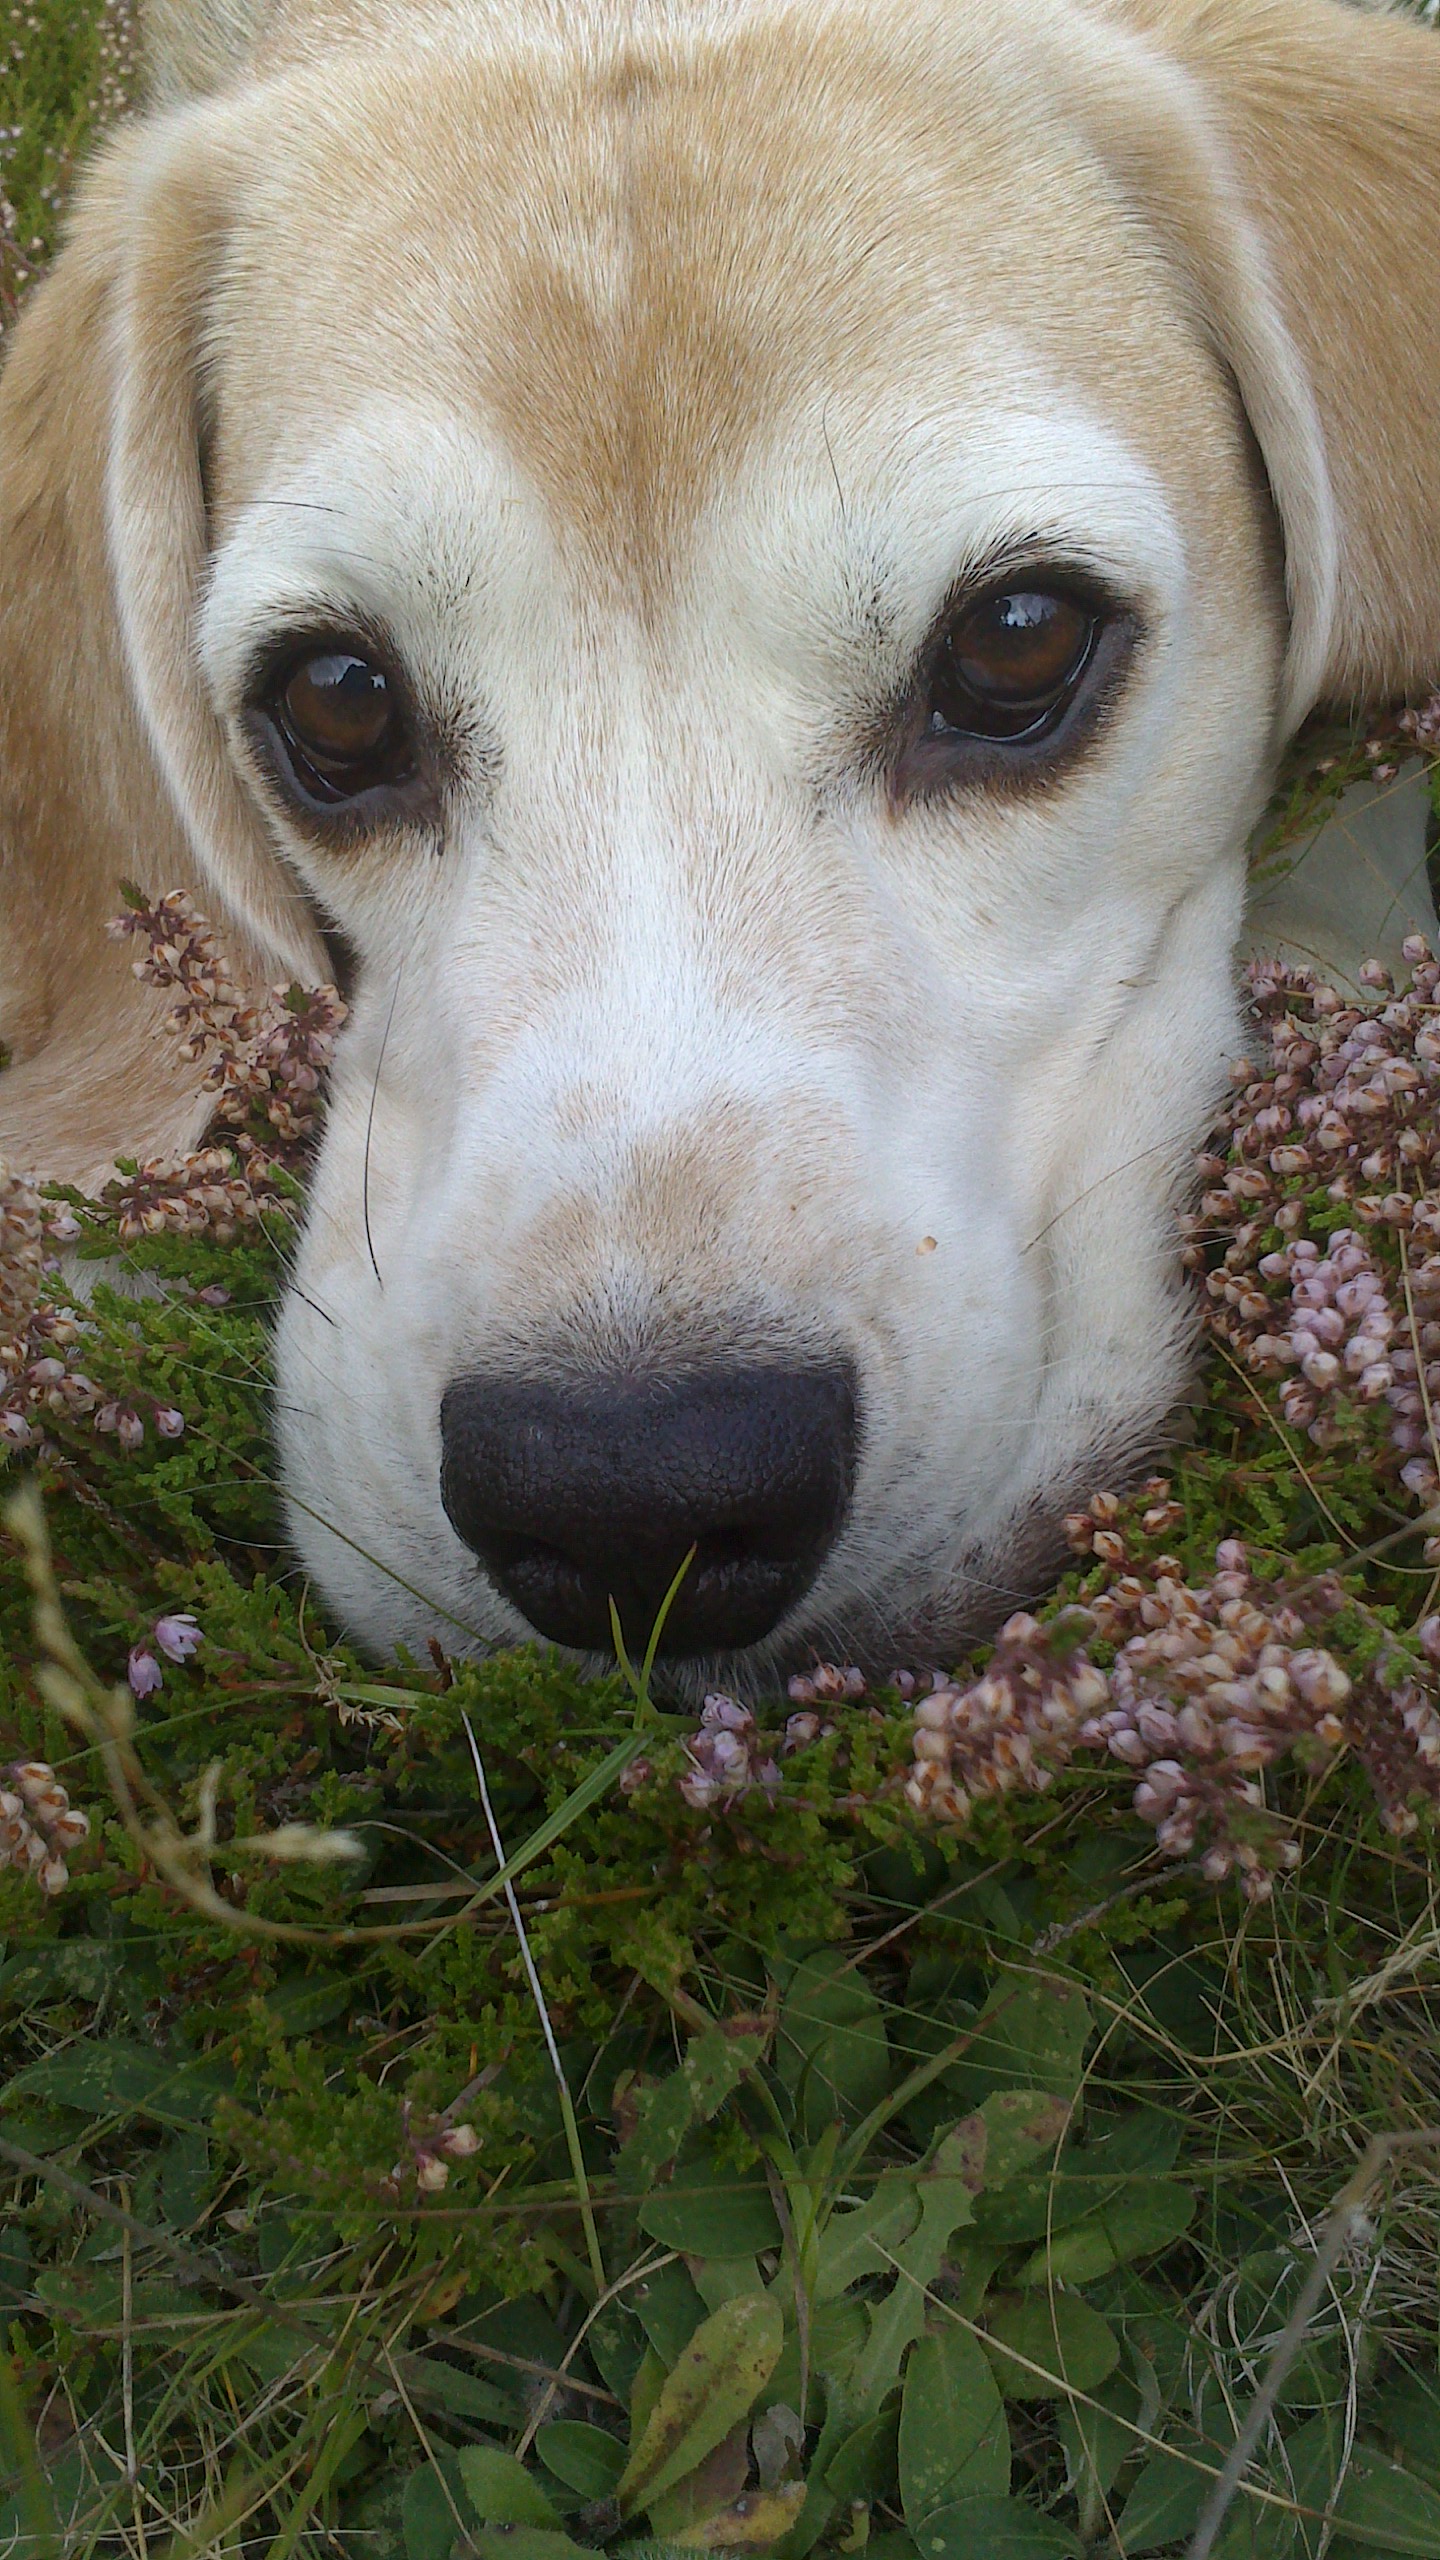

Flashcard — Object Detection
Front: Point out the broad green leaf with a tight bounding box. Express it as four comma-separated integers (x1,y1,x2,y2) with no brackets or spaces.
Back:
633,2259,709,2366
775,1951,893,2134
466,2533,596,2560
1056,2371,1138,2540
899,2331,1010,2524
0,1942,120,2002
402,2463,464,2560
631,2345,668,2445
767,2295,869,2412
941,1977,1090,2115
617,2293,785,2518
265,1971,355,2035
589,2302,648,2404
691,2258,765,2312
1083,2108,1182,2179
975,2092,1071,2193
983,2295,1119,2402
457,2448,562,2528
535,2424,627,2499
850,2128,982,2414
1332,2450,1440,2553
617,2028,765,2194
910,2495,1080,2560
1119,2441,1220,2554
4,2040,228,2127
403,2354,516,2427
1017,2182,1195,2286
823,2407,901,2505
639,2158,783,2259
974,2110,1180,2248
814,2175,922,2302
1377,2374,1440,2489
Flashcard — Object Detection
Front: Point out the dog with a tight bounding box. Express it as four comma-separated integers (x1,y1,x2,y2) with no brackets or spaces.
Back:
2,0,1438,1679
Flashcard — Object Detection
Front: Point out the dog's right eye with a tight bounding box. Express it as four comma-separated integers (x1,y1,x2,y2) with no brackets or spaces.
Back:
260,645,418,806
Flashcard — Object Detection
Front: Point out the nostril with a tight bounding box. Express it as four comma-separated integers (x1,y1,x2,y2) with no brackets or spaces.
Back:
439,1362,857,1658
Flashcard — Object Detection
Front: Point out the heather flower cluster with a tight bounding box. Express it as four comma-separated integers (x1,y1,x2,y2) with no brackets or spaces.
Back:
382,2102,481,2200
105,887,346,1243
128,1611,203,1702
0,1157,188,1457
678,1693,783,1810
0,1759,90,1896
0,889,345,1463
1190,936,1440,1506
908,1613,1109,1825
908,1492,1440,1895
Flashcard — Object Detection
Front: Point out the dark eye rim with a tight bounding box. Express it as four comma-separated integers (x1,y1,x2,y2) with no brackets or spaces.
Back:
888,566,1143,806
238,625,439,834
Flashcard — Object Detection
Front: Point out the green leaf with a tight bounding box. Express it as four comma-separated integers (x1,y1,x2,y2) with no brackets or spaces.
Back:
456,2448,562,2528
402,2463,464,2560
265,1971,355,2035
940,1977,1090,2115
1331,2450,1440,2553
1119,2442,1219,2554
466,2532,597,2560
899,2331,1011,2524
823,2407,901,2506
616,2293,785,2519
775,1951,893,2135
909,2496,1080,2560
1377,2374,1440,2489
1017,2182,1195,2285
404,2355,517,2428
535,2425,627,2501
814,2175,923,2303
1056,2371,1137,2540
974,2092,1071,2193
639,2155,783,2259
4,2039,228,2128
850,2129,983,2415
632,2259,710,2367
983,2296,1119,2403
616,2028,765,2193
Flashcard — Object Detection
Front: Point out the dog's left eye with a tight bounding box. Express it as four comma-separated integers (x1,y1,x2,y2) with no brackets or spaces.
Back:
261,646,417,804
927,588,1099,743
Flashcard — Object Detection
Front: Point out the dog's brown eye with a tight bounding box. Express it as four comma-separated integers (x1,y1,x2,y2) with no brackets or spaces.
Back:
268,648,416,802
929,589,1098,742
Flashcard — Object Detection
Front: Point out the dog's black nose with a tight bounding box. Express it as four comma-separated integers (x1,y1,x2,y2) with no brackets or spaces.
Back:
439,1365,857,1656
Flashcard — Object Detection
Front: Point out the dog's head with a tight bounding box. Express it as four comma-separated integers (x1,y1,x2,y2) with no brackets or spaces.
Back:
3,0,1439,1677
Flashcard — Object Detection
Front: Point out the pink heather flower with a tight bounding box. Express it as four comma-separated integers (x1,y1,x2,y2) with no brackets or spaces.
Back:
128,1647,163,1700
154,1407,186,1440
154,1612,202,1664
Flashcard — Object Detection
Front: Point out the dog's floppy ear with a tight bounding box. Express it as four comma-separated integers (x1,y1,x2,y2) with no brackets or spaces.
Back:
1083,0,1440,728
0,112,326,1184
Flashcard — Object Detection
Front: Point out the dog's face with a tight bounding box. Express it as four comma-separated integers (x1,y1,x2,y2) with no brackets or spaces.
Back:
4,0,1440,1677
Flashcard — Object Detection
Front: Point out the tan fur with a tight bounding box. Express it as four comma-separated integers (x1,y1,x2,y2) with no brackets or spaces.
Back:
2,0,1438,1161
4,0,1434,1667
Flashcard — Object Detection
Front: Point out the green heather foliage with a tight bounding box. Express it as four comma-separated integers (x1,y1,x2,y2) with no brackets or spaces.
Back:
4,6,1440,2556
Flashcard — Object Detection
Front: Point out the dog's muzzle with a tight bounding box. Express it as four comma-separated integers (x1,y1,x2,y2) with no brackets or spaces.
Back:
439,1363,858,1657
